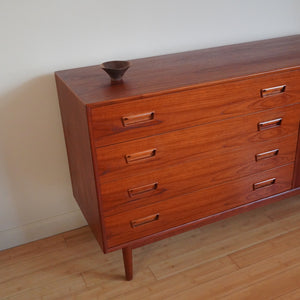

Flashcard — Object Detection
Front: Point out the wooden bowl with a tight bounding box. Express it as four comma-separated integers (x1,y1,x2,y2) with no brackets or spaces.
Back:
100,60,131,83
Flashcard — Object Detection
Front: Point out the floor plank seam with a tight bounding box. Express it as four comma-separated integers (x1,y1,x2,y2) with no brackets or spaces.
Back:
0,250,106,299
154,265,239,299
272,286,300,300
226,254,241,269
161,240,300,298
80,271,89,288
148,224,297,280
147,266,159,281
216,258,300,300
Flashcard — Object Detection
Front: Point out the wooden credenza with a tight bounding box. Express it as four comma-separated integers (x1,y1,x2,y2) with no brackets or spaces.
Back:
55,35,300,280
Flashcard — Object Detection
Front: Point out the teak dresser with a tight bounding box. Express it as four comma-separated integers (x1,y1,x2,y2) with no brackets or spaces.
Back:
55,35,300,280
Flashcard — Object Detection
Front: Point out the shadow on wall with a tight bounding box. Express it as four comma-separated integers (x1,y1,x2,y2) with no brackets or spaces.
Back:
0,74,78,236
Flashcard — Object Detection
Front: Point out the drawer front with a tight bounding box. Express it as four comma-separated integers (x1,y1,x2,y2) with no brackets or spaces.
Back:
104,164,294,248
97,104,300,183
90,70,300,147
100,134,297,215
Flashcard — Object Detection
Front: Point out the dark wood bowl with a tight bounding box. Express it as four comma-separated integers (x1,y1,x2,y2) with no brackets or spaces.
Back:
100,60,131,83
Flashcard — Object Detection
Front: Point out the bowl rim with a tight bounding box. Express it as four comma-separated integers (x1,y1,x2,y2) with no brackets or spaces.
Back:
100,60,131,70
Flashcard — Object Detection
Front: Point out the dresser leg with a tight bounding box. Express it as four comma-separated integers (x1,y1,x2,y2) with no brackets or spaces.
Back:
122,247,133,281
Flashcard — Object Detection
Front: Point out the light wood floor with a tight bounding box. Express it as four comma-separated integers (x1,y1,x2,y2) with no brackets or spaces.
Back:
1,196,300,299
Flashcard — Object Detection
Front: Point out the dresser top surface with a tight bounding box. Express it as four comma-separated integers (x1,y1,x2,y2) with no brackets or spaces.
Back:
55,35,300,105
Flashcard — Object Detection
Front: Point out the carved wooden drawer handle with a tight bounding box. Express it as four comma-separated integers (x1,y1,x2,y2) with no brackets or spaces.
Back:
128,182,158,197
130,213,160,228
122,112,155,127
125,149,157,164
255,149,279,161
261,85,286,97
253,178,276,190
258,118,282,131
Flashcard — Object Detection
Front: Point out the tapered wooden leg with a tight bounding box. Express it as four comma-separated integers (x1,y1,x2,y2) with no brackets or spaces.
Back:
122,247,133,281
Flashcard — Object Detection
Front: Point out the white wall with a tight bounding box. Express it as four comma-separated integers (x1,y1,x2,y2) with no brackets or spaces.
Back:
0,0,299,250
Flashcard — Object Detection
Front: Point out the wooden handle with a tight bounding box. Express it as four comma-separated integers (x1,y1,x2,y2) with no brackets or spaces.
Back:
128,182,158,197
125,149,157,164
253,178,276,190
258,118,282,131
130,214,160,228
122,112,155,127
255,149,279,161
261,85,286,97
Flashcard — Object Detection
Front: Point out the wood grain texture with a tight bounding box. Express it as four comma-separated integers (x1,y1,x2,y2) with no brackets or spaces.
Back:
89,70,300,147
55,75,106,251
100,135,297,215
96,103,300,184
104,164,294,248
107,187,300,253
55,35,300,105
229,227,300,269
148,218,300,281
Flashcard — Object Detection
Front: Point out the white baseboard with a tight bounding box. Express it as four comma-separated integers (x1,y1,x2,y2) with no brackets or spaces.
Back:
0,210,87,251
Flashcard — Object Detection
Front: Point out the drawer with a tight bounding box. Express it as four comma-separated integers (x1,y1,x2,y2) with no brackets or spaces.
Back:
89,70,300,147
97,104,300,183
104,164,294,248
100,134,297,215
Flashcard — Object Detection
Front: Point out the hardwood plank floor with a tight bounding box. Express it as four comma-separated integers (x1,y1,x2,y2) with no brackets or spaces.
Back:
1,195,300,300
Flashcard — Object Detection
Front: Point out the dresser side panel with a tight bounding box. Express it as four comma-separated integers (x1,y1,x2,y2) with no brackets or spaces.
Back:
55,74,105,251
